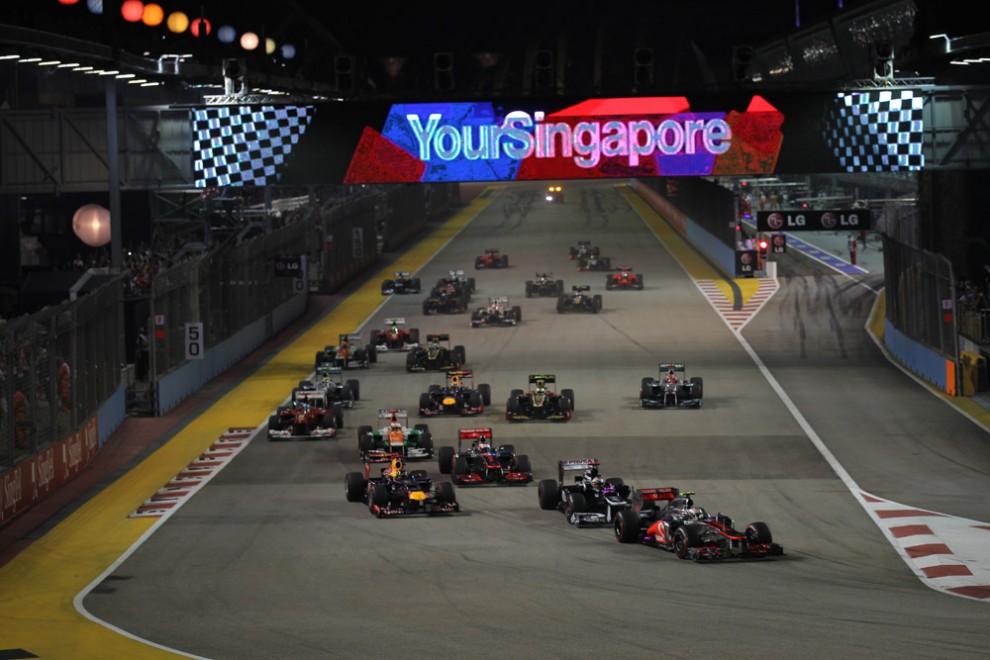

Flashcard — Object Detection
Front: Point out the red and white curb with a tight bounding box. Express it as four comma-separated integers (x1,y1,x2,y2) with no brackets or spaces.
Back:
696,278,778,332
859,491,990,601
130,427,256,519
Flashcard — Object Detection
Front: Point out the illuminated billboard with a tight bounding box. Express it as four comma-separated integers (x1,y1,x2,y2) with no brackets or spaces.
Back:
191,91,924,187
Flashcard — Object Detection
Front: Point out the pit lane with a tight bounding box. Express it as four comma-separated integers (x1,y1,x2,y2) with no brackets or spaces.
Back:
81,181,990,659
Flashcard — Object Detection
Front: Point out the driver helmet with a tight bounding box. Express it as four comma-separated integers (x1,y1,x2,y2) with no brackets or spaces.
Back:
592,476,605,490
687,506,706,520
666,370,678,382
450,374,461,387
475,440,491,452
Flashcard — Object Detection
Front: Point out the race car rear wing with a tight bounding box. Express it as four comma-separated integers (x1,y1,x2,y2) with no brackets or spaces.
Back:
427,333,450,342
458,427,493,441
384,317,406,326
572,285,590,292
339,332,364,343
529,374,557,384
557,458,599,483
658,362,686,373
362,451,404,478
378,408,408,422
393,272,410,278
293,389,328,405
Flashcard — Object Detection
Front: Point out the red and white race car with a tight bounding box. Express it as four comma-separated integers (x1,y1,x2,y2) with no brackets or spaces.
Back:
606,267,644,290
373,317,420,352
437,427,533,486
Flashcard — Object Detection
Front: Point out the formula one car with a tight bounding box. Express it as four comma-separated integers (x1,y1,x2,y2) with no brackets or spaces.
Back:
423,286,470,315
606,267,644,290
405,333,465,372
470,296,521,327
300,365,360,409
613,488,784,560
525,272,564,298
418,370,492,417
437,427,533,486
380,271,421,295
474,248,509,269
568,240,598,260
344,455,459,518
357,409,434,461
537,459,634,526
545,184,564,203
433,269,475,300
556,285,602,313
640,362,703,408
576,254,612,272
372,318,420,352
267,394,343,441
315,333,377,370
505,374,574,422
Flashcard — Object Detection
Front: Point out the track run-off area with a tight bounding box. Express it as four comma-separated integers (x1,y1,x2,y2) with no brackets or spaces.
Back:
2,181,989,659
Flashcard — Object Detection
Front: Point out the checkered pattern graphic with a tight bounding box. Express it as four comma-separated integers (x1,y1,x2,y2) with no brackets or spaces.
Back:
822,90,924,172
193,105,315,187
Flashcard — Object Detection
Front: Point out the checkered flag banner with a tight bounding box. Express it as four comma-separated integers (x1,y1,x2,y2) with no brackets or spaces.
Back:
193,105,316,187
822,90,924,172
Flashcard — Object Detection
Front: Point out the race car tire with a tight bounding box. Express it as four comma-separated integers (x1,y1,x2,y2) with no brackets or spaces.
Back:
428,384,441,393
641,377,654,388
690,377,704,400
437,481,457,504
474,256,484,269
514,454,532,473
467,277,476,292
506,397,520,415
267,415,280,438
635,275,644,290
414,423,430,434
419,392,433,414
593,295,603,313
501,255,509,267
406,352,419,371
674,524,704,559
512,305,522,322
408,328,420,346
419,432,434,451
746,521,773,545
454,345,466,365
603,257,612,270
370,483,389,508
640,385,653,407
561,388,575,409
469,391,483,409
345,472,367,502
333,402,345,429
525,281,533,297
510,389,524,398
438,446,455,474
347,379,361,401
367,344,378,364
478,383,492,406
277,406,290,416
557,396,571,414
423,301,432,315
453,455,469,477
538,479,560,510
411,278,421,292
358,425,374,451
615,509,642,543
606,278,616,290
556,280,564,295
567,493,587,520
556,298,566,313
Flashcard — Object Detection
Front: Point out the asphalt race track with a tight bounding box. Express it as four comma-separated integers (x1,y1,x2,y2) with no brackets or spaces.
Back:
76,181,990,659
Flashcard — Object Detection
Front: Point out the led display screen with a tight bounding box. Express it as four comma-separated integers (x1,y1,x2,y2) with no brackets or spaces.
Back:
190,91,925,187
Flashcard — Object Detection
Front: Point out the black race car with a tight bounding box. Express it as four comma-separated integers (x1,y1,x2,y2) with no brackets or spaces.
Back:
577,254,612,271
380,271,421,295
525,272,564,298
418,370,492,417
505,374,573,422
537,458,634,526
433,269,475,300
568,240,598,260
305,365,360,409
315,333,377,370
475,248,509,269
344,454,459,518
470,296,521,327
557,285,602,313
406,333,465,372
614,488,784,560
640,362,703,408
373,317,420,352
423,286,470,315
438,427,533,486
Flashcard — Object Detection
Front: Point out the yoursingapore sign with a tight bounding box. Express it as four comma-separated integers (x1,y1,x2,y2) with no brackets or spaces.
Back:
344,96,784,183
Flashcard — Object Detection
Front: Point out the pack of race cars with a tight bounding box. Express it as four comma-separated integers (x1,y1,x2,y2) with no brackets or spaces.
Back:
274,244,782,563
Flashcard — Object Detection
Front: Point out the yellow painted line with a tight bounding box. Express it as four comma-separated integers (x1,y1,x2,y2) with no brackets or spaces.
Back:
0,193,494,658
621,185,764,305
